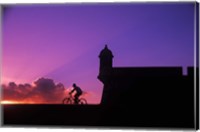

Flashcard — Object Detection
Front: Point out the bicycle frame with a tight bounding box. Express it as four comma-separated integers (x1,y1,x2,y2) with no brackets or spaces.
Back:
62,94,87,105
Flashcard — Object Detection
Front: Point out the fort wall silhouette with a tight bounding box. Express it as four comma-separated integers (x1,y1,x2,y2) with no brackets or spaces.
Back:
97,45,197,128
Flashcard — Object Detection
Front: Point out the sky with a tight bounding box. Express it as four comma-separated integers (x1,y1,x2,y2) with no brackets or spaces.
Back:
1,3,195,104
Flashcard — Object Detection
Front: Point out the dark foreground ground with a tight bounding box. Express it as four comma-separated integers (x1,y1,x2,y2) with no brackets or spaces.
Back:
3,104,196,130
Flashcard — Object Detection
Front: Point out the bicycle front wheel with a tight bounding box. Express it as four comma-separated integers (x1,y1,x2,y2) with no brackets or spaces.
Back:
78,98,87,105
62,98,72,104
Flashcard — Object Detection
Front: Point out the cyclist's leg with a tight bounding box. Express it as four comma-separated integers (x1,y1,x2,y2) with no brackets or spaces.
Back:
74,93,81,103
74,93,79,104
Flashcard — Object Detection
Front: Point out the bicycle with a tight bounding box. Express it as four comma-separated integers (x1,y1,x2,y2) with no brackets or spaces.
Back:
62,94,87,105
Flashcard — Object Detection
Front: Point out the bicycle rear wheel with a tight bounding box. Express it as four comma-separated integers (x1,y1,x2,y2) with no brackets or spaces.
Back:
78,98,87,105
62,97,72,104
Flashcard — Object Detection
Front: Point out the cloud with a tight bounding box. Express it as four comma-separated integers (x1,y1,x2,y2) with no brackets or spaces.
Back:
1,78,69,104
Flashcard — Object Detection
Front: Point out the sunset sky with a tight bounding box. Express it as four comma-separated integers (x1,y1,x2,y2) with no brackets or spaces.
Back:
2,3,195,104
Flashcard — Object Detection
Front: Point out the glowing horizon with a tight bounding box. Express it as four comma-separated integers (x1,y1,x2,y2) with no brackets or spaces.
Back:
1,100,34,104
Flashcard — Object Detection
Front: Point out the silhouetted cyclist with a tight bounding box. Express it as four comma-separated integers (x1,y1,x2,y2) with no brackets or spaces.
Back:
69,83,83,104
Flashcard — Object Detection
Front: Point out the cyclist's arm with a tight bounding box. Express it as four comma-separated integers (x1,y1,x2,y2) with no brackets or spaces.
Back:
69,88,75,94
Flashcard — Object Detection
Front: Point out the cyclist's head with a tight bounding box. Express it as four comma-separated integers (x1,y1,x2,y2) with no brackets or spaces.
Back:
73,83,76,87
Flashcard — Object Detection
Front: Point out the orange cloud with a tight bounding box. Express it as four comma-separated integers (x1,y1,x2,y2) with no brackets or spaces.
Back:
1,78,70,104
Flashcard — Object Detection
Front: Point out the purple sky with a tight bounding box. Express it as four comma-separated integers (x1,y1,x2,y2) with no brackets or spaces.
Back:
2,3,195,104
